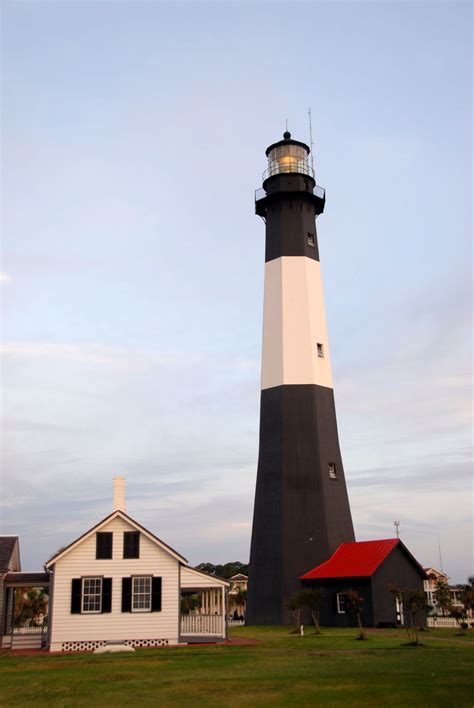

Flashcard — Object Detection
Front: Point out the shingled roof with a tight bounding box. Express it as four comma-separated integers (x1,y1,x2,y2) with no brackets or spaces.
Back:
0,537,18,572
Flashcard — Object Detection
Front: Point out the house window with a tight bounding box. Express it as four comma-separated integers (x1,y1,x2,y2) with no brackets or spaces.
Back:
336,592,346,614
317,343,324,358
123,531,140,559
132,576,152,612
82,577,102,613
329,463,337,479
96,532,113,559
307,232,315,247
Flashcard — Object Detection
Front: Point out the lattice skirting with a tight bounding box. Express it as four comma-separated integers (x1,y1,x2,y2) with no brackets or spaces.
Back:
61,638,170,652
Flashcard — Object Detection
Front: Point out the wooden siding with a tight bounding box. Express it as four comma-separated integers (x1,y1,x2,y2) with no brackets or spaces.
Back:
371,544,426,627
180,567,229,589
0,540,20,647
49,516,180,649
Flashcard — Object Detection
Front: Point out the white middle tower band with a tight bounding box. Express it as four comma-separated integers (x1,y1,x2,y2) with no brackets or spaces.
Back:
261,256,333,391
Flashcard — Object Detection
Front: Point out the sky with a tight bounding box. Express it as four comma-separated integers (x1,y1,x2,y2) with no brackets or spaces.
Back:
1,1,472,582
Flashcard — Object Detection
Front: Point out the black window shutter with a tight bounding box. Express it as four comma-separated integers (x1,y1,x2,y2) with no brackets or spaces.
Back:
96,532,113,559
122,577,132,612
151,577,162,612
71,578,82,614
102,578,112,613
333,592,339,614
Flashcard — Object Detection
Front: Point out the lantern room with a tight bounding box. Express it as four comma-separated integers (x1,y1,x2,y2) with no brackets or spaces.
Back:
263,131,313,181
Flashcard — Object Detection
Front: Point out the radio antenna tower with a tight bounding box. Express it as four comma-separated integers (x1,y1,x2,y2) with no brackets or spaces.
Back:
308,107,315,173
438,534,444,572
394,520,400,539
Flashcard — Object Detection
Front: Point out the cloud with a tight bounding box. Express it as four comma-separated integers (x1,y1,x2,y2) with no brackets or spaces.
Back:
0,341,260,376
1,417,79,433
0,272,12,283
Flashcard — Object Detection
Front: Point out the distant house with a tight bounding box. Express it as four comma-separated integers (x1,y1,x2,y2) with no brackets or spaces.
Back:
229,573,248,593
228,573,248,619
300,539,427,628
424,567,471,627
45,478,229,652
1,536,50,650
0,537,20,647
423,567,465,606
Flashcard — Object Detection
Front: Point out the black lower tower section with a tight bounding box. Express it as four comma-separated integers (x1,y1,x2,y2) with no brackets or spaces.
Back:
246,385,355,625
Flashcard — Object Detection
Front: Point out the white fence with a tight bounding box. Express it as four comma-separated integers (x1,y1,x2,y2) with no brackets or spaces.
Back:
427,608,472,628
427,617,463,628
180,614,225,636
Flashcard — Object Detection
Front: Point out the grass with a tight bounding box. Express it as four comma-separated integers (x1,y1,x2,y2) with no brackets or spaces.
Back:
0,626,473,707
425,626,474,642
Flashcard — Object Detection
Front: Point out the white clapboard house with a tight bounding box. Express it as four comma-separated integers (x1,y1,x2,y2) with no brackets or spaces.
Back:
45,477,229,652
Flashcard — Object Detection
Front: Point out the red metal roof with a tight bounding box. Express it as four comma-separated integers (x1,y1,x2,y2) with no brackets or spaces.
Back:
300,539,399,580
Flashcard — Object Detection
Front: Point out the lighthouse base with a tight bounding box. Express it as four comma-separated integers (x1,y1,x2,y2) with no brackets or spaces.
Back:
246,384,355,625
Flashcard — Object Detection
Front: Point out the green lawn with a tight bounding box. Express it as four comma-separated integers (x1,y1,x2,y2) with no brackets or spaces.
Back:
1,626,473,707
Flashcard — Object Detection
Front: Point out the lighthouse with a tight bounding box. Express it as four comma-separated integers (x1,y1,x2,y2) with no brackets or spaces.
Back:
246,132,355,625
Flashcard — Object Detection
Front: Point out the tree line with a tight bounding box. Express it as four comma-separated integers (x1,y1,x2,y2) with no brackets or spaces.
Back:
194,561,248,579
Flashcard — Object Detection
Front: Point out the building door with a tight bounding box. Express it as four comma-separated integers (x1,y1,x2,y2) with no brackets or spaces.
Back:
395,596,404,625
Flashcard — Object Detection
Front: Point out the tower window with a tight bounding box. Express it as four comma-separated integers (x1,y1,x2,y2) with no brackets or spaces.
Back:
307,232,315,247
329,463,337,479
317,343,324,358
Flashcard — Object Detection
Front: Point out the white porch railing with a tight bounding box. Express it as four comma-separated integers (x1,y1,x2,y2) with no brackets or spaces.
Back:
180,614,224,636
12,625,46,635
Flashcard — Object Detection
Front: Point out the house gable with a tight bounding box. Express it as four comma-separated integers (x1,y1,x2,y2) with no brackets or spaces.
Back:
424,567,449,583
0,537,20,573
46,510,186,569
371,542,426,626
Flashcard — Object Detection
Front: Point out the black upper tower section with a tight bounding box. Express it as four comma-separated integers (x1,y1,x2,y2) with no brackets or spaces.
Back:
255,132,326,262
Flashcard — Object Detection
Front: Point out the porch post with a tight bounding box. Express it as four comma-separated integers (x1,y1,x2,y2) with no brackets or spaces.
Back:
221,586,226,639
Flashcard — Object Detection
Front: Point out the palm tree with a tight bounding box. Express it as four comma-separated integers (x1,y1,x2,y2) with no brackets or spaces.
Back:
14,588,47,626
434,580,452,618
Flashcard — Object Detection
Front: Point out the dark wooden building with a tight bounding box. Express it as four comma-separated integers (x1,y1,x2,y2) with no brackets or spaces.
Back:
300,539,427,627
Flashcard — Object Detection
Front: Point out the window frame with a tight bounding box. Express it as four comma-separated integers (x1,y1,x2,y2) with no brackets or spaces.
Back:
317,343,324,358
307,232,315,247
123,531,140,559
131,575,152,613
82,576,103,614
336,592,346,614
96,531,113,560
329,463,337,480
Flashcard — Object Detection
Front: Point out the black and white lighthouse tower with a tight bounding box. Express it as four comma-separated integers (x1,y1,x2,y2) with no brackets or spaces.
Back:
246,132,355,625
